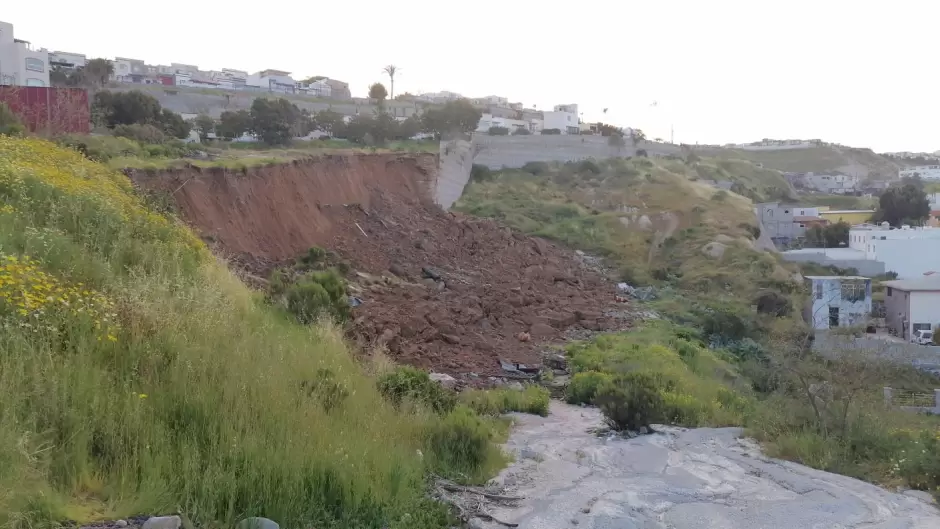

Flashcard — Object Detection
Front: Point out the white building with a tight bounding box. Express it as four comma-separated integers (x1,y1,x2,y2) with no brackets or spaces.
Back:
247,69,295,93
554,103,579,114
297,78,332,98
417,91,463,103
849,224,940,278
47,50,86,70
801,172,860,194
804,275,872,330
883,276,940,340
542,107,579,134
899,165,940,181
0,21,50,87
476,113,542,134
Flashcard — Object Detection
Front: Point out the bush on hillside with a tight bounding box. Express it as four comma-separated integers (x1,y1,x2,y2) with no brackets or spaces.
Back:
460,386,550,416
594,373,664,431
470,163,494,183
284,269,350,323
377,366,457,414
512,127,531,135
521,161,551,176
566,371,612,405
755,290,792,317
541,128,561,135
0,102,25,136
425,406,501,480
578,159,602,175
112,123,169,145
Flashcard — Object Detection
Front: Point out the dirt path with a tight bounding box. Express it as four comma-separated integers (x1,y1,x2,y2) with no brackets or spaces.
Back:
472,402,939,529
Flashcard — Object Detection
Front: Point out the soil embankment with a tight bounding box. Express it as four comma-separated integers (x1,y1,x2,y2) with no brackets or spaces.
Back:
130,154,633,377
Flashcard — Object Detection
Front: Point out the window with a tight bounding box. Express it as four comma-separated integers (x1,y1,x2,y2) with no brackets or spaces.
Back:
913,323,931,331
815,282,823,299
840,280,867,303
25,58,44,73
25,78,45,87
886,287,893,296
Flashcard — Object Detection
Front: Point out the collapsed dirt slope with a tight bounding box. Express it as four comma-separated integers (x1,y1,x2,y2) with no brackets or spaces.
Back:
131,155,632,377
129,153,438,259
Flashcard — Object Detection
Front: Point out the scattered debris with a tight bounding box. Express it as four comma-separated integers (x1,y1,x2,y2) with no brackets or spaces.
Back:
348,296,363,307
434,477,522,528
617,282,657,301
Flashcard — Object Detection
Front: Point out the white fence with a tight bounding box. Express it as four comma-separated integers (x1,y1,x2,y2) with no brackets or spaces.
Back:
884,387,940,414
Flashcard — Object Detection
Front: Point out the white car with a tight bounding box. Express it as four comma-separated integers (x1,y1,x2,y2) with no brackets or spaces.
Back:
911,329,934,346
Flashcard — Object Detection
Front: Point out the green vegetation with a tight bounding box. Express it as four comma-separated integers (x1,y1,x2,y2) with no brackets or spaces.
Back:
0,137,514,529
378,367,458,414
456,156,940,498
459,386,551,417
701,145,901,181
92,90,192,139
0,102,25,136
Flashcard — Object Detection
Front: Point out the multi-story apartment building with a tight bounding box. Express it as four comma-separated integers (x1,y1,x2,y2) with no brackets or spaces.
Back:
0,20,50,87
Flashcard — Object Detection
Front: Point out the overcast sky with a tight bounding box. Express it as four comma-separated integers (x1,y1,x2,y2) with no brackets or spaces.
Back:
3,1,935,152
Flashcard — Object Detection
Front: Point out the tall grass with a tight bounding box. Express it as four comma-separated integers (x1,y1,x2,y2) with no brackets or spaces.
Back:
0,137,461,529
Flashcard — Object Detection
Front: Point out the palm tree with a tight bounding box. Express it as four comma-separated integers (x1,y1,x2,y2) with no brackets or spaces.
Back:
382,65,399,99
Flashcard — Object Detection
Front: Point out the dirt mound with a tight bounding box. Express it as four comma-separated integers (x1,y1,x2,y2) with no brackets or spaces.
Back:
131,155,633,377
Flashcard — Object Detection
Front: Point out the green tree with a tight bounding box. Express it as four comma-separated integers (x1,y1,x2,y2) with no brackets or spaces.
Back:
369,82,388,104
395,114,422,140
217,110,252,140
875,183,930,226
311,109,344,137
250,98,300,145
158,108,192,139
382,65,399,100
630,128,646,148
421,99,482,139
84,58,114,88
93,90,162,128
193,114,216,142
804,221,850,248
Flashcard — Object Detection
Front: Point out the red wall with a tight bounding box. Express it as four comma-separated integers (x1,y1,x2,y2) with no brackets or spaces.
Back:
0,86,90,135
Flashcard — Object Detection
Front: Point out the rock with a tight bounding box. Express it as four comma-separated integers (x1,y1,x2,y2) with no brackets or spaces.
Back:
235,518,279,529
388,263,407,278
413,239,426,250
421,266,442,280
467,518,487,529
420,278,437,289
520,447,541,460
575,310,602,321
529,323,556,337
429,372,458,389
516,331,531,342
903,489,936,503
636,215,653,230
545,353,568,370
142,516,181,529
441,333,461,345
639,426,649,435
701,241,728,259
715,234,735,244
507,381,524,391
114,521,128,528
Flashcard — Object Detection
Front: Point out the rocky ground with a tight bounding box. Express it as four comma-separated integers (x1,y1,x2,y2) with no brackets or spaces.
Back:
459,402,940,529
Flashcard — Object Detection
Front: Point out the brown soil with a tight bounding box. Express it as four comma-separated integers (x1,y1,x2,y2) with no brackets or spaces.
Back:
130,154,632,378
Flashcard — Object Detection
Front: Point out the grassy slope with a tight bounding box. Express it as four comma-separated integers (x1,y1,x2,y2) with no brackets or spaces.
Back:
0,137,461,529
702,145,901,180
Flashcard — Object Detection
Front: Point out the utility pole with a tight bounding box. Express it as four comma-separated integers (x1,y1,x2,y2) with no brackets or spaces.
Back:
670,124,674,144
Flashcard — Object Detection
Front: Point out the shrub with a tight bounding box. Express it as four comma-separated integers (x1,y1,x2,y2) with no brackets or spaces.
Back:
112,123,169,145
894,430,940,493
425,406,499,480
487,126,509,136
578,160,601,175
0,102,25,136
541,128,561,135
754,290,792,317
512,128,531,135
377,366,457,414
460,386,550,416
300,368,350,412
521,161,551,176
285,269,349,323
299,246,328,267
566,371,612,405
470,164,493,183
594,373,664,431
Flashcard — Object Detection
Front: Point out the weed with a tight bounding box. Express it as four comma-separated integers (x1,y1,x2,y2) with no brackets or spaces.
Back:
595,373,664,431
460,386,550,417
377,366,457,414
566,371,612,405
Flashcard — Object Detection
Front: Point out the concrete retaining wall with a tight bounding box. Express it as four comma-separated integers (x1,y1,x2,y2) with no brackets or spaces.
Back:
470,134,682,169
436,139,474,210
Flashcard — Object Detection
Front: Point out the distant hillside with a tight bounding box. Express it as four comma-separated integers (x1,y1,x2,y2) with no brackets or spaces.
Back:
697,145,901,182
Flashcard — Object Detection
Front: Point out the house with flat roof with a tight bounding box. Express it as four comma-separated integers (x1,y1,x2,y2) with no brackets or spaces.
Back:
804,275,872,330
882,276,940,340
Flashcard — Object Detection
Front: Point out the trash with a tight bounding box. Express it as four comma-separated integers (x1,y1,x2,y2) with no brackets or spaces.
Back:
348,296,364,307
421,267,442,281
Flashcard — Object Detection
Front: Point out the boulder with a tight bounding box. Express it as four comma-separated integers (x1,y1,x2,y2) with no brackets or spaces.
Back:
701,241,728,259
142,517,181,529
429,372,458,389
529,323,556,337
235,518,279,529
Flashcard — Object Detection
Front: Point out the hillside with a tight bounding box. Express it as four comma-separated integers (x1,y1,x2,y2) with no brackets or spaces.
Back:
698,145,902,181
0,137,511,529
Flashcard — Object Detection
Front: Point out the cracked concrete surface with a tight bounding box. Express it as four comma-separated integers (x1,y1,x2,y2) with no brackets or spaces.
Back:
478,402,939,529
